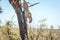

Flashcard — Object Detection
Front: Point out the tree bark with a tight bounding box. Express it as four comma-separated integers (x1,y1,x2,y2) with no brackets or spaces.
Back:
9,0,28,40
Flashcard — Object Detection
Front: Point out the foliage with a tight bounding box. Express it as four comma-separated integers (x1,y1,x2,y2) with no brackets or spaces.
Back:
38,18,48,29
0,20,60,40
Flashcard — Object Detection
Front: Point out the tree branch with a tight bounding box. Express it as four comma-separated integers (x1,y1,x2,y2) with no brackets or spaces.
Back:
28,2,39,7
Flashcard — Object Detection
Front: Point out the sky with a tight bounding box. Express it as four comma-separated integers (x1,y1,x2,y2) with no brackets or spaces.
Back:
0,0,60,29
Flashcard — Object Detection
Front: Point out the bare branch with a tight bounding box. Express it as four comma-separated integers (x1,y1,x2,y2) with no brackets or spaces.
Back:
28,2,39,7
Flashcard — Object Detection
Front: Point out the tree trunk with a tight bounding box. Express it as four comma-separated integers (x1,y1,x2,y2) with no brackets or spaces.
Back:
9,0,28,40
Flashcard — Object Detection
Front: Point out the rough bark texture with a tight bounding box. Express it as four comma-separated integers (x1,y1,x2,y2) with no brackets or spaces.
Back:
9,0,28,40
